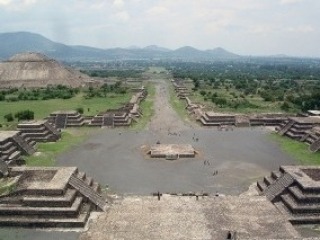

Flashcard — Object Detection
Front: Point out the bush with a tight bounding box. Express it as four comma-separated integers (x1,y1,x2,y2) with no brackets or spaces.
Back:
0,94,5,101
14,110,34,121
4,113,14,122
76,107,84,114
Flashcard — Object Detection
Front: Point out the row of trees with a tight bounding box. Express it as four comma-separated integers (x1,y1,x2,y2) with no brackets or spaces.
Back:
4,110,34,122
0,85,78,102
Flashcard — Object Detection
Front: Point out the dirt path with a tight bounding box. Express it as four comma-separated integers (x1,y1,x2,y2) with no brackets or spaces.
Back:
147,79,192,133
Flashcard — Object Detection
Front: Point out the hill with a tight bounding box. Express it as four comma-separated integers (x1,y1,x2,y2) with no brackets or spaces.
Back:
0,31,241,61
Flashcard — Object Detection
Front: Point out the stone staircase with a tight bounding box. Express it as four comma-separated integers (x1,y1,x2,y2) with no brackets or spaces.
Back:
310,138,320,152
277,120,295,136
44,121,60,135
11,134,36,155
55,114,67,129
259,166,320,224
103,115,114,127
0,167,105,228
69,173,106,211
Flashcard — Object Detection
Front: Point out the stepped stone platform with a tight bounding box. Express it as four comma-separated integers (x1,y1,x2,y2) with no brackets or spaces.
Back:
277,117,320,153
200,112,236,126
0,167,107,228
80,195,299,240
17,120,61,143
0,131,36,166
149,144,195,159
277,117,320,139
258,165,320,224
47,110,85,129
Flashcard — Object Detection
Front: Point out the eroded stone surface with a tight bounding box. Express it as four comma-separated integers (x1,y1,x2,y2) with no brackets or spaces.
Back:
80,195,299,240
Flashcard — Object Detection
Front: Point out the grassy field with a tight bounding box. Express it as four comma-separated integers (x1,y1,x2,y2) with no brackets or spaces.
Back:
25,128,96,166
269,133,320,165
190,85,288,114
168,82,190,122
0,93,131,128
132,83,155,130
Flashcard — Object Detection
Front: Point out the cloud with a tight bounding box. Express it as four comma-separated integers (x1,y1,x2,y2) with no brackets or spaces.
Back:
113,0,124,8
0,0,11,6
0,0,37,10
279,0,303,5
115,10,130,22
286,25,315,33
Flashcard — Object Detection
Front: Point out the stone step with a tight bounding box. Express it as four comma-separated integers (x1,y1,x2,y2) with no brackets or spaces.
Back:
77,171,86,180
0,141,14,151
257,180,267,192
278,121,295,136
69,176,106,211
0,204,90,228
281,194,320,214
0,196,83,216
310,138,320,153
263,176,275,186
288,186,320,203
271,170,282,180
85,176,93,186
264,173,294,202
22,189,77,207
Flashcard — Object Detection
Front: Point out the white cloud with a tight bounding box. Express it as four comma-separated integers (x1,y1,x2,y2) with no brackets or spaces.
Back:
115,10,130,22
279,0,303,5
113,0,124,8
0,0,11,6
286,25,315,33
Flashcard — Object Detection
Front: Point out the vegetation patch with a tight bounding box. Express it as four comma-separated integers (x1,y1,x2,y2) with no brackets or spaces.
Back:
25,128,94,166
0,93,131,128
168,83,189,121
132,83,155,130
0,178,17,196
269,133,320,165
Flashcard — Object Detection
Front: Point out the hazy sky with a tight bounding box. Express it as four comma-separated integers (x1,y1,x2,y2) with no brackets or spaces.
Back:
0,0,319,56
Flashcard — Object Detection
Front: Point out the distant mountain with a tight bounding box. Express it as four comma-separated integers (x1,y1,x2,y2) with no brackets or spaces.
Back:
0,31,241,61
206,47,239,59
143,45,171,52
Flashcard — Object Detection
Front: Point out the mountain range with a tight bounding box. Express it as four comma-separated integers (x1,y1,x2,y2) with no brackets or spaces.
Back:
0,32,240,61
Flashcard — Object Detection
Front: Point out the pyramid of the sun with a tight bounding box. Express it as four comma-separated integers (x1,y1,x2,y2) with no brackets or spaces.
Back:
0,52,91,88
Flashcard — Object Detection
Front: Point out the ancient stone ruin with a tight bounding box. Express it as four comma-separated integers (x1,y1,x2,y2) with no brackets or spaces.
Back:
258,165,320,224
0,131,36,166
47,110,85,129
0,166,106,228
17,120,61,142
276,116,320,152
172,79,291,128
47,88,147,129
0,52,93,88
148,144,196,159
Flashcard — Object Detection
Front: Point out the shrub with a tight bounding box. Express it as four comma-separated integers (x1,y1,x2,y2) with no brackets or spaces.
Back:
14,110,34,121
4,113,14,122
76,107,84,114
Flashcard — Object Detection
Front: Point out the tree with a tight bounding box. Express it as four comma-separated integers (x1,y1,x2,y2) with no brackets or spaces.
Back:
4,113,14,122
14,110,34,121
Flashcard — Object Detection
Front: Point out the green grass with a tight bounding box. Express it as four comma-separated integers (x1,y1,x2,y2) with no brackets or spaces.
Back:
25,128,94,166
269,133,320,165
0,93,131,128
168,83,189,121
190,86,291,114
0,178,17,196
132,83,155,130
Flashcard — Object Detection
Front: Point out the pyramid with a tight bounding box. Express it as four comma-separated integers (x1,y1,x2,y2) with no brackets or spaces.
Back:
0,52,92,88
